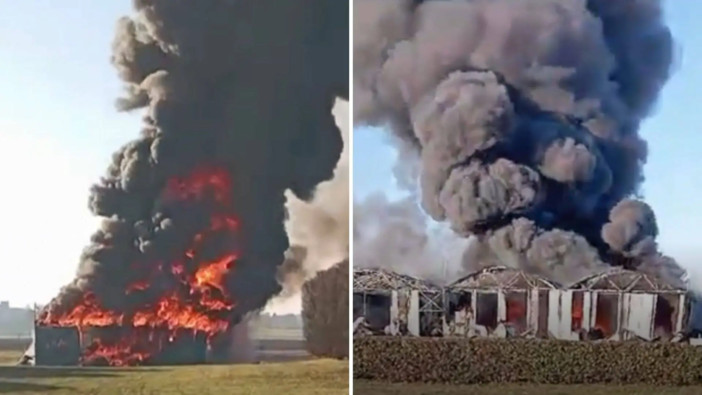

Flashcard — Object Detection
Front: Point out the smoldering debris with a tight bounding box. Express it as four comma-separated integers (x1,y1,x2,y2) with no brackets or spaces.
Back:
37,0,348,365
354,0,683,285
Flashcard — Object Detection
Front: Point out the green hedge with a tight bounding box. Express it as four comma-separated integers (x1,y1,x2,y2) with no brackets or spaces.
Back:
302,260,349,359
354,336,702,385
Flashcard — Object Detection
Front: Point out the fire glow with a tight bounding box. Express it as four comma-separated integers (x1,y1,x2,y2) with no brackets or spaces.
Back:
38,165,239,366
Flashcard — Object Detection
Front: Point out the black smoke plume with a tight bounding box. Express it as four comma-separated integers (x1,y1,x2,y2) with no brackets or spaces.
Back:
354,0,684,286
38,0,348,355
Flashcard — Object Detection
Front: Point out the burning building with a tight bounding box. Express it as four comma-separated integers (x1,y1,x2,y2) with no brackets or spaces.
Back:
443,266,557,338
353,266,695,343
28,0,348,366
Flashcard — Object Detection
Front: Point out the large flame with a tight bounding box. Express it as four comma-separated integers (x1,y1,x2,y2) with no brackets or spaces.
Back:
38,165,239,365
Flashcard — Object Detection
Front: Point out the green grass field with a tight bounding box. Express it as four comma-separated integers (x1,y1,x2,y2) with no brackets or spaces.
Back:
354,380,702,395
0,350,348,394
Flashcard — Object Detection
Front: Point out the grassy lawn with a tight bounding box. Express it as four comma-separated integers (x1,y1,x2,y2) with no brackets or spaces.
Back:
0,349,348,395
354,380,702,395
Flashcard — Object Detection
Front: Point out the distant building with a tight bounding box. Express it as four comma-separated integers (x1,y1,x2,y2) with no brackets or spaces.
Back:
0,301,34,337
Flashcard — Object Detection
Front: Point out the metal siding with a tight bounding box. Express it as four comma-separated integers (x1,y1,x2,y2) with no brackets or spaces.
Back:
621,293,630,339
390,290,399,335
582,292,592,330
624,293,655,340
497,291,506,322
528,288,539,335
560,291,578,340
676,294,686,333
548,290,561,338
408,290,420,336
34,326,81,366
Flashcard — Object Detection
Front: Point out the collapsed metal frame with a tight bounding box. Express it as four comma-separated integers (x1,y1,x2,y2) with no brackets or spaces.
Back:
353,266,692,342
444,267,558,338
353,268,441,336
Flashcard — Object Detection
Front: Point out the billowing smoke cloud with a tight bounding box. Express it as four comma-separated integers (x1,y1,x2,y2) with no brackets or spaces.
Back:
38,0,348,364
272,99,350,311
354,0,683,286
354,193,468,284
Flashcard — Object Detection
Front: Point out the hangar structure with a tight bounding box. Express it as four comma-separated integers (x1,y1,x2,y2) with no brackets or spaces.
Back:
353,266,693,342
352,268,442,336
24,324,209,366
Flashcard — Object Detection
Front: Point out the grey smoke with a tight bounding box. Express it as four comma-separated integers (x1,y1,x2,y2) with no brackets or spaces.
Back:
354,0,683,285
354,193,468,284
270,99,350,312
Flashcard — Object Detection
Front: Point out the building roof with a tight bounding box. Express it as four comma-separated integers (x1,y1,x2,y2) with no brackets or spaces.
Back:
570,267,686,292
448,266,559,291
352,268,438,292
352,266,686,294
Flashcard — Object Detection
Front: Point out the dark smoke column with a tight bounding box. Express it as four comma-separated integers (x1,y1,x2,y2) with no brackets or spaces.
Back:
39,0,349,362
354,0,685,286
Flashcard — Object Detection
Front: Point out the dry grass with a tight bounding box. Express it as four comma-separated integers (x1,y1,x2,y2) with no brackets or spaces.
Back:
0,350,20,365
0,349,348,395
354,380,702,395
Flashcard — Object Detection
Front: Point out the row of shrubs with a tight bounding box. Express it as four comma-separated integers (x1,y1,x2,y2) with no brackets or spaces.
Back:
354,336,702,385
301,260,349,359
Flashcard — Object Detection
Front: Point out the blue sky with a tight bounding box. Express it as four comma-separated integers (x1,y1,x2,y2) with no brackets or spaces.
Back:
354,2,702,272
0,2,141,307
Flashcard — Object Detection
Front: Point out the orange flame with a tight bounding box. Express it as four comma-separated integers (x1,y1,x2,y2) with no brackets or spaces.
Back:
571,293,584,331
195,254,236,293
39,165,240,365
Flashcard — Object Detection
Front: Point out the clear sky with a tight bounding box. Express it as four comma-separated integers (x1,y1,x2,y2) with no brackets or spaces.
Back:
0,1,140,308
354,2,702,276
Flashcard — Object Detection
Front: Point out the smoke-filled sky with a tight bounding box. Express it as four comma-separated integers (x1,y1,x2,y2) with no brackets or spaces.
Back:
0,1,346,313
354,1,702,279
